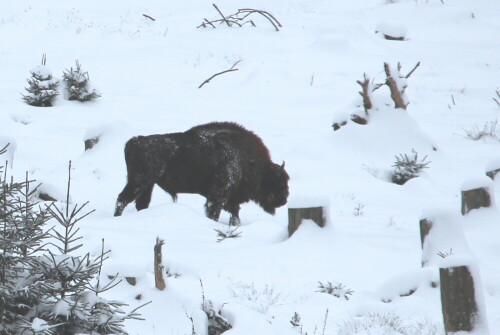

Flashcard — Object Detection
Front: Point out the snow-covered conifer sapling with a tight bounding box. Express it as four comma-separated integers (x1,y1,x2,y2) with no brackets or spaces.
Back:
22,54,59,107
62,60,101,102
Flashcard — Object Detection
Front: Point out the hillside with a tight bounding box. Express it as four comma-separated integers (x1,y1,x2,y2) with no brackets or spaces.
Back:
1,0,500,334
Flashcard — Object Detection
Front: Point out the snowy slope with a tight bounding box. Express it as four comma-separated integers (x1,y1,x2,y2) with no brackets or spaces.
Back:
1,0,500,334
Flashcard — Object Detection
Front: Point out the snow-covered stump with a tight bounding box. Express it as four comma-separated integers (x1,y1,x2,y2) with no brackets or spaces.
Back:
84,136,99,151
83,127,104,151
375,23,407,41
288,197,329,237
154,237,166,291
486,168,500,180
461,177,493,215
440,260,489,334
485,160,500,180
288,207,326,237
84,137,99,151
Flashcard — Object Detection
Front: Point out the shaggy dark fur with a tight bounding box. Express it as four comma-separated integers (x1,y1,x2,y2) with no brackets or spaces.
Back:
114,122,290,224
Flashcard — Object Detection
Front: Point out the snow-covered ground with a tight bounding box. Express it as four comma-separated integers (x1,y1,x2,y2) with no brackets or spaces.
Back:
2,0,500,333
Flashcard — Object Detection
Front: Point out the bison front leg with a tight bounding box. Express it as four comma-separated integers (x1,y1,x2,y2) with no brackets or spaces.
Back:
224,202,241,226
205,199,223,222
114,182,153,216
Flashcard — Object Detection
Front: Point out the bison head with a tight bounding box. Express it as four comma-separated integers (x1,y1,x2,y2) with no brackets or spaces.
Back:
258,161,290,214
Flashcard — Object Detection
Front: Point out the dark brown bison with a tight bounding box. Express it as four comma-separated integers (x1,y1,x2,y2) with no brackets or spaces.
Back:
114,122,289,224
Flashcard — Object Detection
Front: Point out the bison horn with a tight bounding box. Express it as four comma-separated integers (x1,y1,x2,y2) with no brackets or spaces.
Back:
280,161,285,170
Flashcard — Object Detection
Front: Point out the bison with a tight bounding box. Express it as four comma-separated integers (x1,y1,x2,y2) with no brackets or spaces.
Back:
114,122,290,225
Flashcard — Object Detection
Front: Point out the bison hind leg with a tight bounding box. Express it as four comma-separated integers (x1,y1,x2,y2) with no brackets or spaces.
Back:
135,184,154,211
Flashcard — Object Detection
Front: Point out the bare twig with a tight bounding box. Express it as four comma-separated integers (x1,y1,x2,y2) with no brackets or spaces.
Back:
405,61,421,79
493,89,500,107
198,5,281,31
213,4,231,27
142,14,156,21
198,60,241,89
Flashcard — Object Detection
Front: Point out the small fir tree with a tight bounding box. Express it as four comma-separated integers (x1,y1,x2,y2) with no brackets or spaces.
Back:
22,54,59,107
29,161,147,335
0,144,53,334
62,61,101,102
391,150,430,185
0,152,147,334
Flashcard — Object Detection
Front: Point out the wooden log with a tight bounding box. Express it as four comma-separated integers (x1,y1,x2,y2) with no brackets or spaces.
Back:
288,206,325,237
154,237,166,290
461,187,491,215
440,265,479,333
84,136,99,151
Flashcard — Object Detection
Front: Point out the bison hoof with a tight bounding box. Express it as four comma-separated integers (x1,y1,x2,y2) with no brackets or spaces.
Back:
229,216,241,226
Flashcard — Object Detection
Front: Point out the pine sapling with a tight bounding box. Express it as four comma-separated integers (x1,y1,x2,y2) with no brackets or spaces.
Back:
317,281,354,300
391,150,430,185
62,60,101,102
22,54,59,107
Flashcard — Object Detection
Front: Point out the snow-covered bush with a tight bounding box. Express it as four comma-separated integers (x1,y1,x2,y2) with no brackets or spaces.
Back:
317,281,354,300
391,150,430,185
462,120,499,141
0,158,145,335
336,313,442,335
62,60,101,102
229,282,284,315
22,55,59,107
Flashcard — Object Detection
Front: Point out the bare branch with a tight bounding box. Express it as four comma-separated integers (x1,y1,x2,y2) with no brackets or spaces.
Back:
142,14,156,21
198,5,281,31
198,60,242,89
405,61,421,79
213,3,232,27
493,89,500,107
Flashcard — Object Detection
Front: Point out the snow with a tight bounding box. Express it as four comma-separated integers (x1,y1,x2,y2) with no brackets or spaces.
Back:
461,175,494,191
1,0,500,334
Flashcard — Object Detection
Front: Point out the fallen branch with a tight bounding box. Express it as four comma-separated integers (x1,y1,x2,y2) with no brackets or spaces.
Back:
213,4,231,27
198,60,242,89
142,14,156,21
405,61,421,79
198,4,281,31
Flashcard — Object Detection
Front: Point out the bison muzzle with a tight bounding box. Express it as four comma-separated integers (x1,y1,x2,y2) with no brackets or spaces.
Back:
114,122,290,224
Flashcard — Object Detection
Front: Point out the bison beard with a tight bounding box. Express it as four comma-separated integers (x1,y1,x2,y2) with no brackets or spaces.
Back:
114,122,290,224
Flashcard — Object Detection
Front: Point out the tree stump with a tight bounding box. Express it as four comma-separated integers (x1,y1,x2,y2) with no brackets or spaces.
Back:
440,265,479,333
84,136,99,151
461,187,491,215
288,206,325,237
419,218,433,250
154,237,166,290
125,277,137,286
